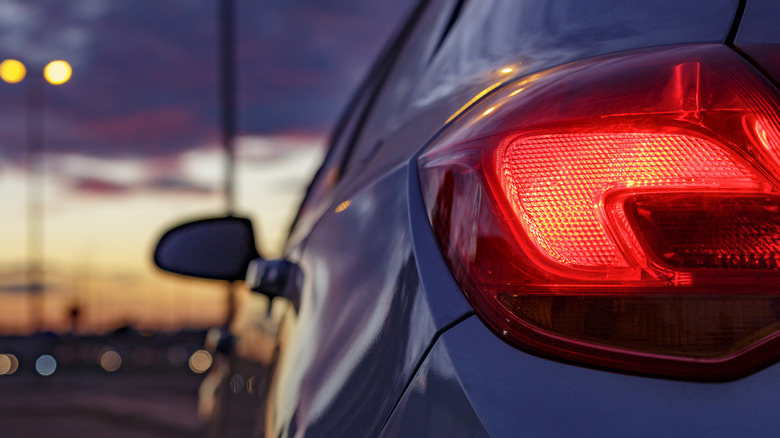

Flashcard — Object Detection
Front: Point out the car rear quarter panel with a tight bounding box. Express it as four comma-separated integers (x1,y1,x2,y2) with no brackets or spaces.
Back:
270,0,745,436
383,316,780,437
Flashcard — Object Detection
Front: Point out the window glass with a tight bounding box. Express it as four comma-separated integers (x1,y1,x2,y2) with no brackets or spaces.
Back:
342,0,460,176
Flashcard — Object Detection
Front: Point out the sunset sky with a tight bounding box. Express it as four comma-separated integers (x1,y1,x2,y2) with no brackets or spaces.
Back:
0,0,414,333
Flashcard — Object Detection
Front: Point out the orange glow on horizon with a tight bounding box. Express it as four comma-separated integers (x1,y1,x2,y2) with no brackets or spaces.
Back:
0,136,326,334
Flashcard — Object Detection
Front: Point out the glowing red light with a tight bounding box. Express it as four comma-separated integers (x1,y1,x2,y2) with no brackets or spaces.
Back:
420,45,780,379
496,132,759,270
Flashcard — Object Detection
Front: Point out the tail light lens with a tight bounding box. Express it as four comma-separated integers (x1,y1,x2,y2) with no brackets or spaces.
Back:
419,45,780,379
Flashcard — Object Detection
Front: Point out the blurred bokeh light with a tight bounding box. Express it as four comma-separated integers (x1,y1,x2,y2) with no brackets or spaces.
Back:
0,59,26,83
0,354,19,375
188,349,212,373
99,349,122,371
43,59,72,85
35,354,57,376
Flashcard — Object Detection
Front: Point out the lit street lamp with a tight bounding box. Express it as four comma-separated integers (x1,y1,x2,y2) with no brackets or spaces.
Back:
0,59,26,84
43,60,73,85
1,58,72,332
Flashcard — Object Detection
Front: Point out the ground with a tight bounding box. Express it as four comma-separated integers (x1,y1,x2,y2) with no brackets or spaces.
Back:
0,330,208,437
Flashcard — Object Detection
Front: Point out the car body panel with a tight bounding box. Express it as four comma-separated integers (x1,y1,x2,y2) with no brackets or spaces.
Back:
379,319,490,438
735,0,780,44
269,165,470,437
384,316,780,437
263,0,780,436
734,0,780,84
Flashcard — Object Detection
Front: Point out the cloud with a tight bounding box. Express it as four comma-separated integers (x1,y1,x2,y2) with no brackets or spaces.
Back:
49,150,218,196
69,176,132,194
0,1,34,27
235,134,326,162
29,134,323,197
0,0,413,163
144,175,215,194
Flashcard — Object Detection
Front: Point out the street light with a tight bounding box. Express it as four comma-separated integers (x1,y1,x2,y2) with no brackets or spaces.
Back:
2,58,71,332
43,60,72,85
0,59,26,83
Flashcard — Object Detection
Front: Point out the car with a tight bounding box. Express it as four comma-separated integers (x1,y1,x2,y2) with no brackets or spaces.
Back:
153,0,780,436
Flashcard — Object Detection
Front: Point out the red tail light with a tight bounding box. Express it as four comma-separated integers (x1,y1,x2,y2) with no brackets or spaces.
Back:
419,45,780,379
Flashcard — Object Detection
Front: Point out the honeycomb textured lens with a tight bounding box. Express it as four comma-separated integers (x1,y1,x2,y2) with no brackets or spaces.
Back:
498,132,757,268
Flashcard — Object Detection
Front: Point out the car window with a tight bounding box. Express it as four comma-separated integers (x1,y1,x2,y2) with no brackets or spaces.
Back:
292,72,380,227
292,0,441,230
340,0,463,177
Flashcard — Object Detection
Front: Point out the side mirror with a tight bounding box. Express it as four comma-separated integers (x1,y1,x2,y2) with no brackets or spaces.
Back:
153,216,260,282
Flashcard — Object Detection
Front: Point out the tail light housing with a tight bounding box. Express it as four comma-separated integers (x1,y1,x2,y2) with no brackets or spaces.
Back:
419,45,780,380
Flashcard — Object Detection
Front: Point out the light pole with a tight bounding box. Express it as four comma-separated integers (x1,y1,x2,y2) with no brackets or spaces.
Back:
1,58,72,333
220,0,238,326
